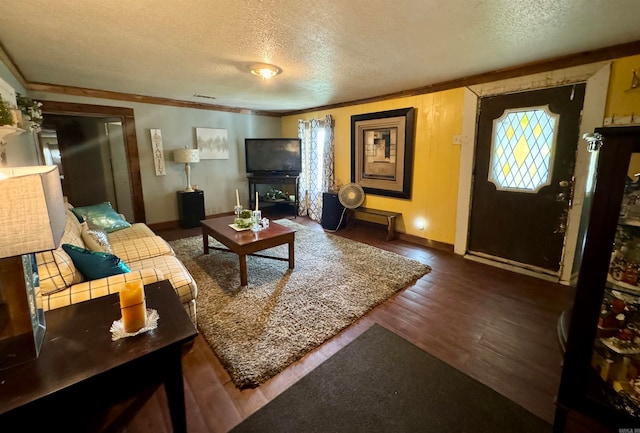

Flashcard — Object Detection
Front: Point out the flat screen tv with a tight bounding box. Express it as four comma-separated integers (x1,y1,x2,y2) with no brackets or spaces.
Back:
245,138,302,175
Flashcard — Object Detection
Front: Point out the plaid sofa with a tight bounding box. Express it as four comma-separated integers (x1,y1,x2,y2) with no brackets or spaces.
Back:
36,205,197,324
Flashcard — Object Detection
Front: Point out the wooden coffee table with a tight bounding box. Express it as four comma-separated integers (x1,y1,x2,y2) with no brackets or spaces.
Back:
201,216,296,286
0,280,196,432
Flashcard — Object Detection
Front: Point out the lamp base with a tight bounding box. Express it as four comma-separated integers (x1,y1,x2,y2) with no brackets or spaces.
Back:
0,254,46,370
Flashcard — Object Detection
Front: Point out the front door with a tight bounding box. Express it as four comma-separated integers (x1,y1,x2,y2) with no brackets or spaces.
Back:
468,84,585,273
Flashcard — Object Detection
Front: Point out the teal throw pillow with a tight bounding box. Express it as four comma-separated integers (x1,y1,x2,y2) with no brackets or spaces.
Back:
61,244,130,280
71,202,131,233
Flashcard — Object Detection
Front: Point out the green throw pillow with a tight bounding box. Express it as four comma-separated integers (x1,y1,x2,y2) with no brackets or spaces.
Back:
61,244,130,280
71,202,131,233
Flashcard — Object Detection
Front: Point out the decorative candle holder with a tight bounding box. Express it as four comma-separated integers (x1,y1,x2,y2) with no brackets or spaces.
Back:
119,281,147,333
234,205,243,225
251,210,262,231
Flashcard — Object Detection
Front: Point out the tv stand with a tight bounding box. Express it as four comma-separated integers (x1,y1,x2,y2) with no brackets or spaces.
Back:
247,174,299,218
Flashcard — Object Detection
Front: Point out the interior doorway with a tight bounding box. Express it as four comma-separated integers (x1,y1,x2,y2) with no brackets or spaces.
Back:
39,116,134,221
38,101,145,223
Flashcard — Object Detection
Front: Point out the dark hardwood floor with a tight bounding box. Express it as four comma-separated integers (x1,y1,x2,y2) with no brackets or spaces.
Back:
125,214,611,433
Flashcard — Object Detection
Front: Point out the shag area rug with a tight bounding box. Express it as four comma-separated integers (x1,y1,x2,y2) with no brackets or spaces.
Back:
169,220,431,388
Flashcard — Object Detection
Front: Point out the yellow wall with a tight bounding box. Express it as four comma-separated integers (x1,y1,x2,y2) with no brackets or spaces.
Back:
282,89,464,244
283,55,640,247
606,54,640,118
606,54,640,178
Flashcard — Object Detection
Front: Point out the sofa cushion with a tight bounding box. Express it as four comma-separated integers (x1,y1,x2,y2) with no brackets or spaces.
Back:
42,268,165,311
107,223,156,243
71,202,131,233
110,236,174,263
64,208,85,241
62,244,130,280
128,255,197,306
37,211,87,295
81,224,112,253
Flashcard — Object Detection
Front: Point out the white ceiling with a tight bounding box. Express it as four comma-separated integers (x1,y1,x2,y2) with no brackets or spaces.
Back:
1,0,640,114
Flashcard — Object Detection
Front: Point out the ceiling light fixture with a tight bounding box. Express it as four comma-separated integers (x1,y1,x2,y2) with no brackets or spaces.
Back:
249,63,282,80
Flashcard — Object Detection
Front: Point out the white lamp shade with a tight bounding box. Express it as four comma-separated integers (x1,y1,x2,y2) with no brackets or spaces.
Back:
174,148,200,163
0,166,66,258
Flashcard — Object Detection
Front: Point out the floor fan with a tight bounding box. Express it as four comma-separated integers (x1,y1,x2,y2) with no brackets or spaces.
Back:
325,183,365,232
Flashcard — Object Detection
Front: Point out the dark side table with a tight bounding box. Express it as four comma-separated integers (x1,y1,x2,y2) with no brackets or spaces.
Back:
0,280,197,432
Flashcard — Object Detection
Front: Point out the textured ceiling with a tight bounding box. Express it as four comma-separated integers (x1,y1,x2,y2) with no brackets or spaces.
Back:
1,0,640,113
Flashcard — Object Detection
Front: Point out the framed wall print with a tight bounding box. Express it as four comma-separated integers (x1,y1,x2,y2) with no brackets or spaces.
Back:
196,128,229,159
351,107,415,199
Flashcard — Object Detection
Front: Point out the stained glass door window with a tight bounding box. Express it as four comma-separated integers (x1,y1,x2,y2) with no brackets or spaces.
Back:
488,106,559,192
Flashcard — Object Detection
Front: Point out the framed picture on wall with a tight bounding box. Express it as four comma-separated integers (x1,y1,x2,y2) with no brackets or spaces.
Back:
196,128,229,159
351,107,415,199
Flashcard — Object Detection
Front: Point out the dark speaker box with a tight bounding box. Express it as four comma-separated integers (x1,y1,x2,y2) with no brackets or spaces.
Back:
321,192,347,230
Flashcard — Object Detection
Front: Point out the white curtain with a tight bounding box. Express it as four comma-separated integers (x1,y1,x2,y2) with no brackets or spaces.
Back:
297,115,334,222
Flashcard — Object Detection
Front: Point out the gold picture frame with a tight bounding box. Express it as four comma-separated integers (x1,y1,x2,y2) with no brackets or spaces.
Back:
351,107,415,199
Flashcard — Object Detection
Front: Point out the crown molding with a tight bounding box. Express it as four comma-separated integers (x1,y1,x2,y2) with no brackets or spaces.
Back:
2,40,638,117
26,82,282,117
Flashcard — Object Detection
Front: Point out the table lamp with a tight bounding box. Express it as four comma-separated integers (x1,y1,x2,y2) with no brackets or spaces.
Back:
0,165,66,370
174,148,200,192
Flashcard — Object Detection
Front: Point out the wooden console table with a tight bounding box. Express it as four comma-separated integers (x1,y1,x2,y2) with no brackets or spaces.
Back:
0,280,197,432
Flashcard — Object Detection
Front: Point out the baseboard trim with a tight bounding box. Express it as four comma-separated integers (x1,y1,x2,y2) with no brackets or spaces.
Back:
148,220,180,232
397,232,454,253
147,211,233,232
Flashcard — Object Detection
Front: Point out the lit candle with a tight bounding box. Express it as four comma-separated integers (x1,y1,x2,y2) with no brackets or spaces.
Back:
119,281,147,333
236,189,240,207
256,191,259,211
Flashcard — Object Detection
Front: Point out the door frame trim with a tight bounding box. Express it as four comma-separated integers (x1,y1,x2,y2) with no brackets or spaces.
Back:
454,62,611,285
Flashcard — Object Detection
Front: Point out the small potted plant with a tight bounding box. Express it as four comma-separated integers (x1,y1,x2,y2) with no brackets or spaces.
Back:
16,93,43,133
235,209,254,229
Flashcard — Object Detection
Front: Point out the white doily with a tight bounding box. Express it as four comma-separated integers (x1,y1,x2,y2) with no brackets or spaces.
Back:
110,308,159,341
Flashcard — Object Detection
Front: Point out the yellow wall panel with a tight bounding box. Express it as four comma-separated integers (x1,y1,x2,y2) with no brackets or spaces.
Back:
606,54,640,118
282,55,639,250
282,89,464,244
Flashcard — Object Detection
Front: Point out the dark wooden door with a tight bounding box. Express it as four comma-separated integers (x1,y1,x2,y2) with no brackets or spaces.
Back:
468,84,585,272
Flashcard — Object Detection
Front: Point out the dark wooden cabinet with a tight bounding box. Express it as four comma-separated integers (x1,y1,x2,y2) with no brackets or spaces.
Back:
555,126,640,431
247,175,299,218
177,190,204,228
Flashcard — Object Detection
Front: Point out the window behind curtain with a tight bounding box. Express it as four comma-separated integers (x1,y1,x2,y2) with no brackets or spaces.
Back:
297,115,334,222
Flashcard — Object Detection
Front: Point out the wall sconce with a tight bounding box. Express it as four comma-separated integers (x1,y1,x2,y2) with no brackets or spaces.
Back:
249,63,282,80
0,165,66,369
625,69,640,93
173,148,200,192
